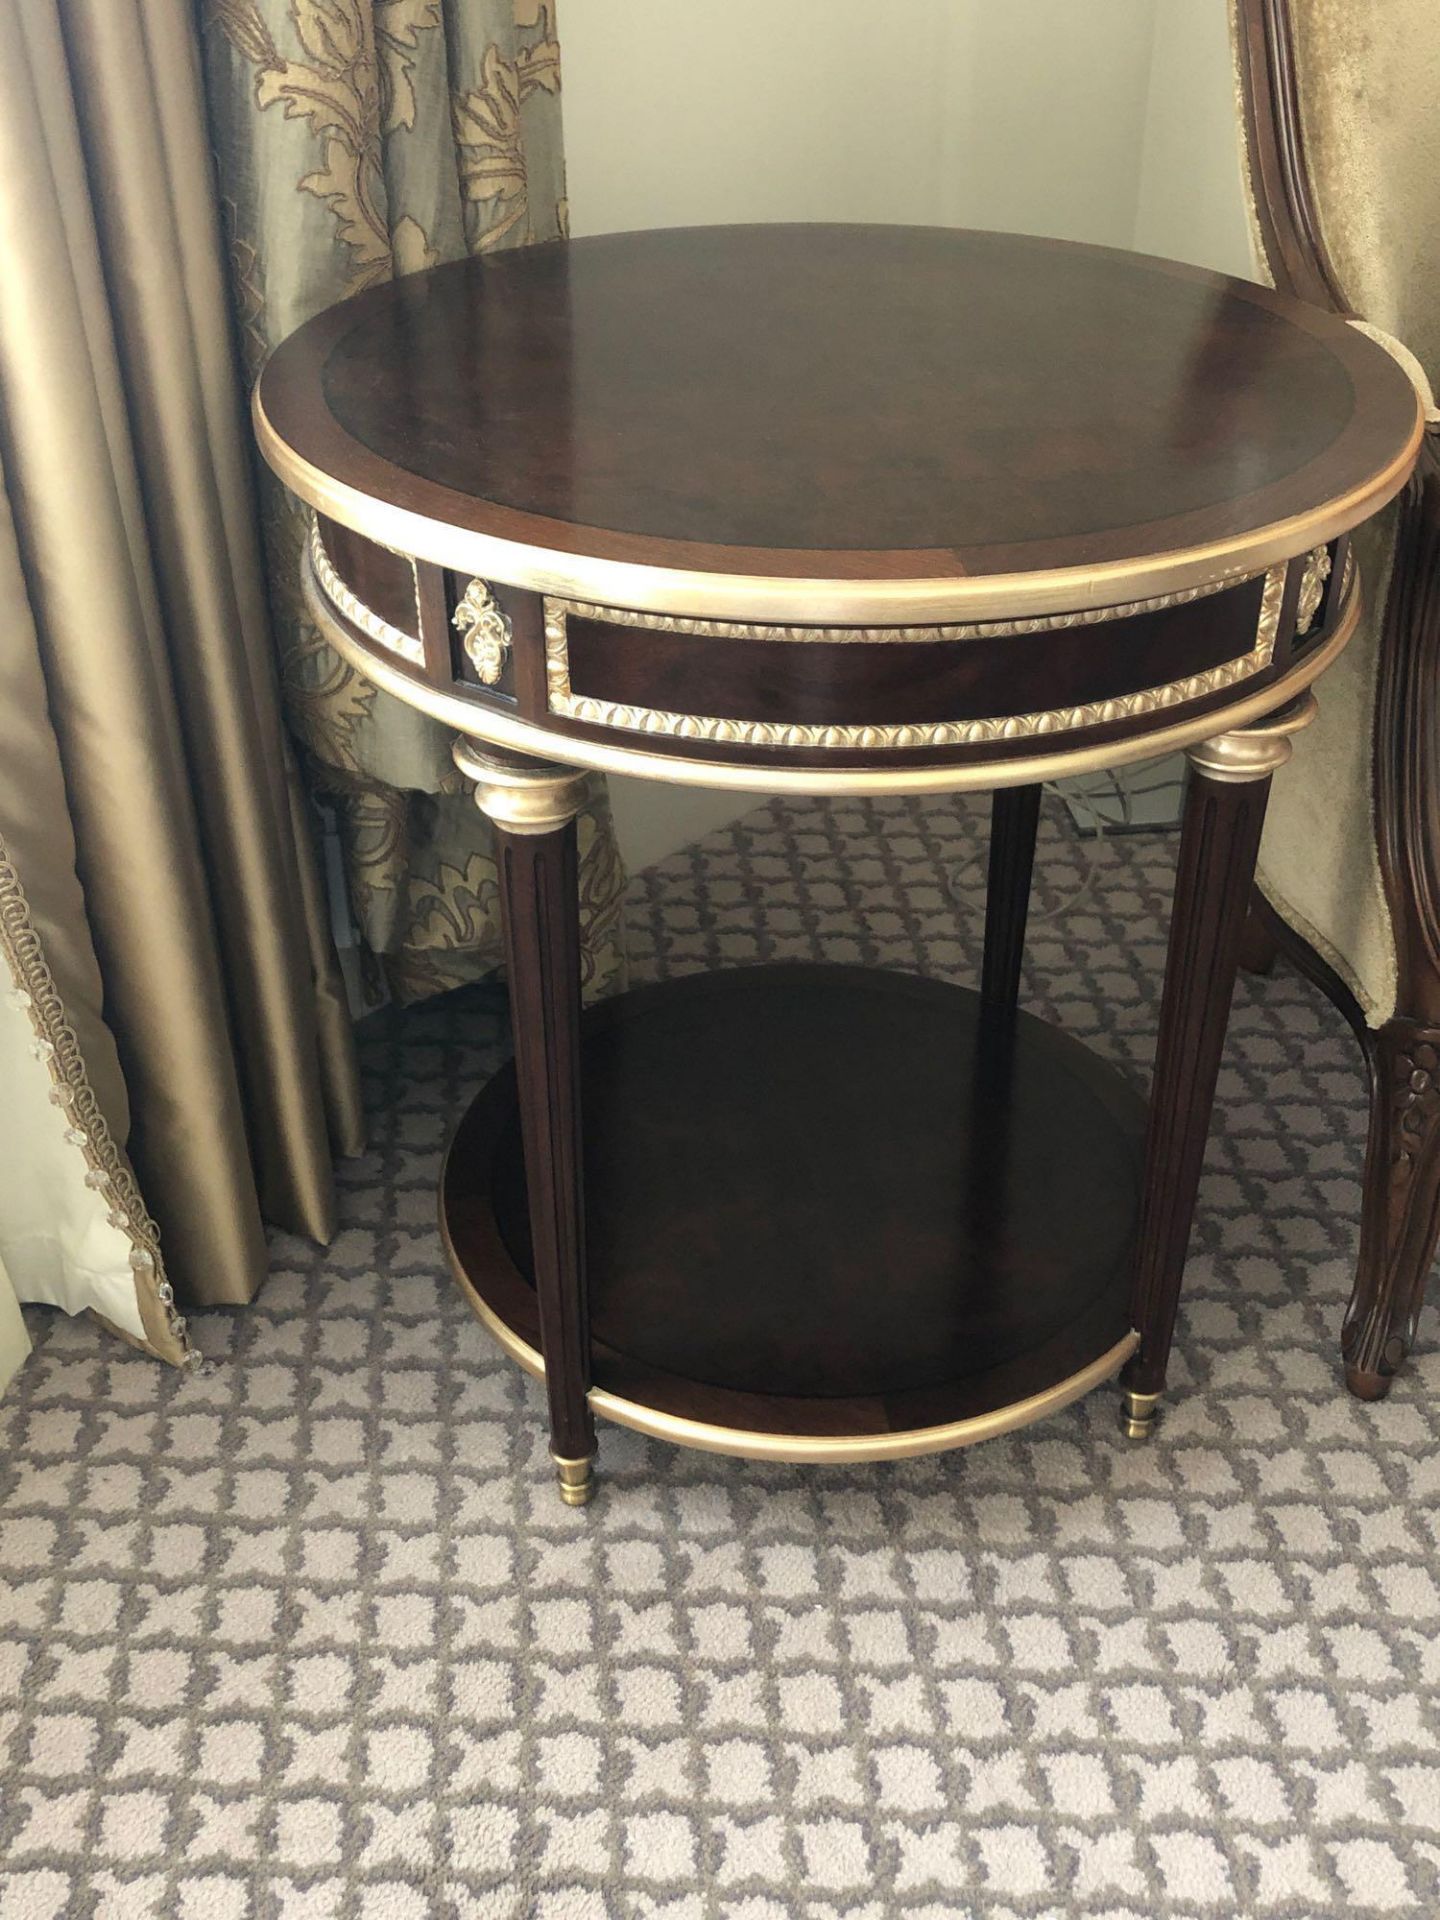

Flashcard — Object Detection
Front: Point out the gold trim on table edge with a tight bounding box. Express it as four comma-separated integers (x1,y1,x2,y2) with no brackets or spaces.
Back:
301,555,1361,794
452,1263,1141,1463
541,565,1287,753
256,378,1422,625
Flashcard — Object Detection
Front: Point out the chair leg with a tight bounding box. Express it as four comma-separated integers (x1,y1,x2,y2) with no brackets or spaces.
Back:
1237,894,1280,977
1350,444,1440,1395
1342,1016,1440,1398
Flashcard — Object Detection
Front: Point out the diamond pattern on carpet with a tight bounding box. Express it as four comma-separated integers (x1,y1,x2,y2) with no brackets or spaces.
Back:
2,791,1439,1920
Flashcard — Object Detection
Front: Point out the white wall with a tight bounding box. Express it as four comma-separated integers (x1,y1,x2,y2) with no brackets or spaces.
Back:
559,0,1255,870
561,0,1172,248
563,1,959,235
1133,0,1256,276
936,6,1161,246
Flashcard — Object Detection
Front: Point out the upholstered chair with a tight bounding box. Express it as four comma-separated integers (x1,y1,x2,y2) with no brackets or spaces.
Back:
1232,0,1440,1397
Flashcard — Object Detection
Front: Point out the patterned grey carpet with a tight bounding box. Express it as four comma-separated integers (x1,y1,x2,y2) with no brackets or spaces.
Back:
3,791,1439,1920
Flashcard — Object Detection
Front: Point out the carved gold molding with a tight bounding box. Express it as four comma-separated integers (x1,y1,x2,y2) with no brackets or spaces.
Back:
546,569,1252,649
308,517,425,669
453,578,512,684
300,550,1358,797
542,565,1287,753
1296,544,1332,635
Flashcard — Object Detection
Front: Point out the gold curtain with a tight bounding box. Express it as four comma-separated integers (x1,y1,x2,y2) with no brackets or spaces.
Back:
199,0,627,1006
0,0,366,1327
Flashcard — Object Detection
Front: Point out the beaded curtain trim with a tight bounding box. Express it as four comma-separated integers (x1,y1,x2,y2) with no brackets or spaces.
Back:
0,836,197,1368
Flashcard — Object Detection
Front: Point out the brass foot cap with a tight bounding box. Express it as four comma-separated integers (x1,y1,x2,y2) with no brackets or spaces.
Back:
553,1453,597,1507
1119,1390,1161,1443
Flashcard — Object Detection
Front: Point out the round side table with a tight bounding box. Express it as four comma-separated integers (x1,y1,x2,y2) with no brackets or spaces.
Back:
255,225,1423,1505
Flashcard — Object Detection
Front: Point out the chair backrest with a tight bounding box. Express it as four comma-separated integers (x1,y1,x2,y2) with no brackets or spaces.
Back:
1233,0,1440,1039
1233,0,1440,387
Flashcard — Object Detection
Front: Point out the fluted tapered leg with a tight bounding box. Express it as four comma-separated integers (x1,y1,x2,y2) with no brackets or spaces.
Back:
1123,696,1318,1438
457,741,597,1504
981,784,1042,1028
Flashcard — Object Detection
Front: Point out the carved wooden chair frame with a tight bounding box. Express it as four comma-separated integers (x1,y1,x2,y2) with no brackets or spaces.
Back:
1236,0,1440,1398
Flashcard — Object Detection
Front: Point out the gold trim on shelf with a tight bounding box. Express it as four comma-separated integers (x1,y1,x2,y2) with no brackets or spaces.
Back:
257,378,1422,626
542,565,1286,753
301,552,1361,795
454,1263,1141,1463
308,517,425,669
453,578,513,684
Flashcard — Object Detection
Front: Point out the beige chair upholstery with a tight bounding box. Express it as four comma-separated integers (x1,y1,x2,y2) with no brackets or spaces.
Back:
1246,1,1440,1023
1233,0,1440,1395
1258,507,1402,1022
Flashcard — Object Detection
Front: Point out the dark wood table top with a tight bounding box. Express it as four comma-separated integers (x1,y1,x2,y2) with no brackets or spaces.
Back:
257,224,1421,624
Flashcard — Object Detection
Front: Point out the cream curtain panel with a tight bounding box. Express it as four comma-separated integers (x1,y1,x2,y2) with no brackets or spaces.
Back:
0,1249,28,1399
0,0,367,1348
199,0,627,1007
0,928,154,1367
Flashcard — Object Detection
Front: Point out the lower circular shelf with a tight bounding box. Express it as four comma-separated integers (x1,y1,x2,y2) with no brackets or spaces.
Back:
441,964,1145,1463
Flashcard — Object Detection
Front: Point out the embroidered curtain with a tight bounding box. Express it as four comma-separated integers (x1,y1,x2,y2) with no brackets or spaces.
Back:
199,0,626,1006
